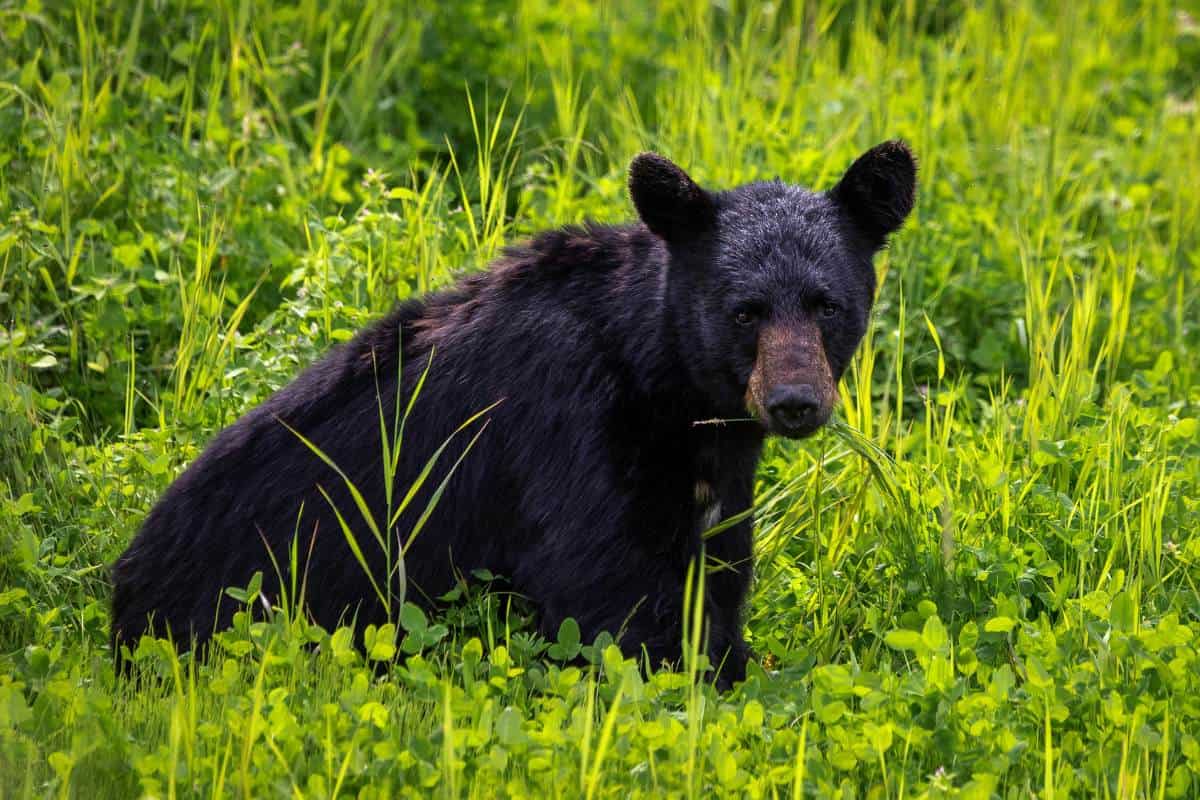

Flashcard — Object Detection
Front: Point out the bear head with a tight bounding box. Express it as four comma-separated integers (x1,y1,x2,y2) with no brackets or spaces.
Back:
629,141,917,438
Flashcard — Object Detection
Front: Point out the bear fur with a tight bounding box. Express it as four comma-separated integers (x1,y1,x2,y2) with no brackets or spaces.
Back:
111,142,916,686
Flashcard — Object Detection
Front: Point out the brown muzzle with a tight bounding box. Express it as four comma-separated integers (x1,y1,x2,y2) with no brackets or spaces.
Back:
744,321,838,438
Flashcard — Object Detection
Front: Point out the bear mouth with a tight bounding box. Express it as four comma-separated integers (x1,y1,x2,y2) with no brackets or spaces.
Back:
766,417,827,440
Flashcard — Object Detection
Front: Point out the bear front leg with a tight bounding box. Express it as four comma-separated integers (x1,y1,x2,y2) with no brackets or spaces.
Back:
529,557,751,688
705,609,751,689
702,514,755,688
530,565,688,673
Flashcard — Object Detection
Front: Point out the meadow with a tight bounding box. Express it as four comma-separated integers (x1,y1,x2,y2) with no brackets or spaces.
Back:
1,0,1198,796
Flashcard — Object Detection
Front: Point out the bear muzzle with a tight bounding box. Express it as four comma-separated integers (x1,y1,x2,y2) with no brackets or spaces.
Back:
744,322,838,439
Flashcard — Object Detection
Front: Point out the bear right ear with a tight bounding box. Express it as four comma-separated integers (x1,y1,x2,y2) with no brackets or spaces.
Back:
629,153,716,242
828,140,917,249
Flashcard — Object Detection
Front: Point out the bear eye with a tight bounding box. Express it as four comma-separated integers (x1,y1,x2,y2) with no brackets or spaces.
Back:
820,302,840,319
734,308,758,326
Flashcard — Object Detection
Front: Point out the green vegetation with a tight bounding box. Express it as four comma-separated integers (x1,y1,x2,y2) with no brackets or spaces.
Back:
2,0,1198,796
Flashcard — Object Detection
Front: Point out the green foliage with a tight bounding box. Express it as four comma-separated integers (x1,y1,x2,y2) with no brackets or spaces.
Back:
2,0,1199,796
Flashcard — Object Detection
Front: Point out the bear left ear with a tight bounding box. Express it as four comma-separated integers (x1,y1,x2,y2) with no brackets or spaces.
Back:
828,140,917,249
629,153,716,242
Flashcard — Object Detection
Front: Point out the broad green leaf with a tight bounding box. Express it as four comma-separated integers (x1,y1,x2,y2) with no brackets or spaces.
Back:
922,615,949,652
399,602,427,635
884,629,924,651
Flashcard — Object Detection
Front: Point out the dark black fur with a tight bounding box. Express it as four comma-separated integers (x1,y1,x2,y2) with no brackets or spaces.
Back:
111,142,916,687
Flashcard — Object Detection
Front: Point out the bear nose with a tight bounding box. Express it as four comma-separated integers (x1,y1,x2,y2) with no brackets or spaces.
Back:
765,384,821,436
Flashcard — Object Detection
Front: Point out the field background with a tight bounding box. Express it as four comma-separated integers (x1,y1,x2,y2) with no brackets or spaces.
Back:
2,0,1199,797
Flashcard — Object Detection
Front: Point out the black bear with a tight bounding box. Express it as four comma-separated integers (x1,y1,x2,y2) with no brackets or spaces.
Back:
111,142,916,686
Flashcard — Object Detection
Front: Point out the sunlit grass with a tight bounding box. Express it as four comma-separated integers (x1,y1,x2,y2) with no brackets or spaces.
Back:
1,0,1197,797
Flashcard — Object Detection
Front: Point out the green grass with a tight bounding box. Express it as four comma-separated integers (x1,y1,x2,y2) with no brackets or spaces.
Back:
2,0,1199,796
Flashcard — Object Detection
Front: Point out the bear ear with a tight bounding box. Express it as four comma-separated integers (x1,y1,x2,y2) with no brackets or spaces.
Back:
629,153,716,242
828,140,917,248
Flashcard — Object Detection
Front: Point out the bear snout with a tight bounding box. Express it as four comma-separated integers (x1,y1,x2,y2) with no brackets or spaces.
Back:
744,322,838,438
